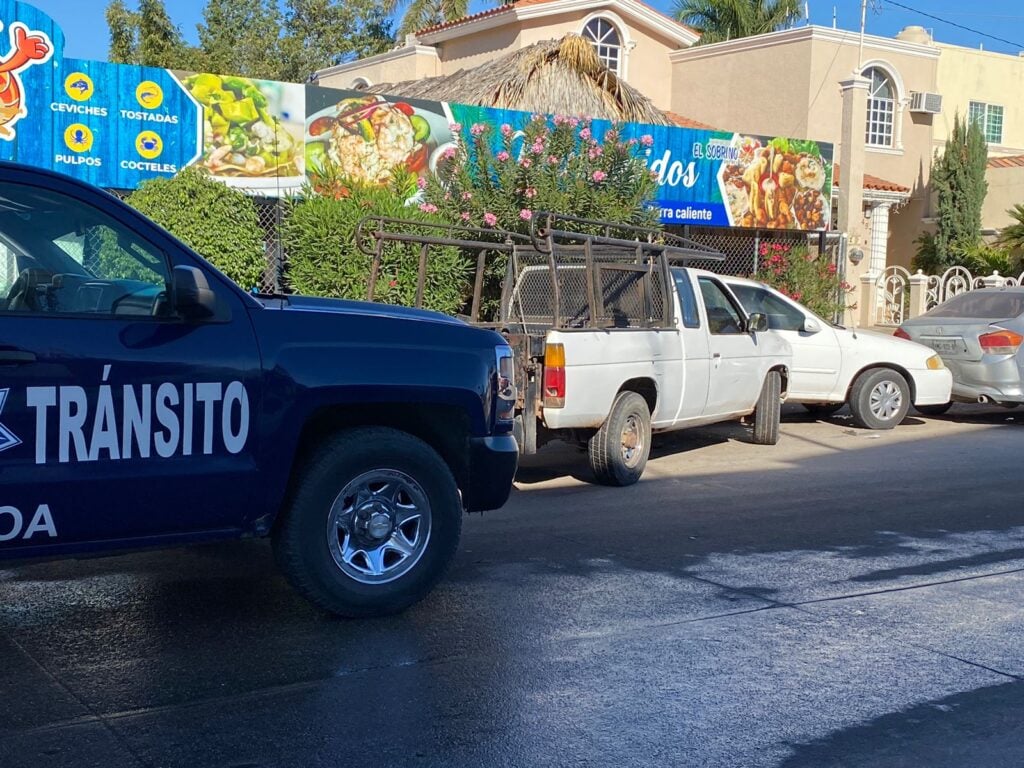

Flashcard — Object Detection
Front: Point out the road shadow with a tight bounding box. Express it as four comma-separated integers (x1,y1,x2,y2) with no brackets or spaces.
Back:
780,681,1024,768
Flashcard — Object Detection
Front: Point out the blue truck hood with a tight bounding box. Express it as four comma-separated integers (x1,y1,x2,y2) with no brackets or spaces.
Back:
259,295,467,326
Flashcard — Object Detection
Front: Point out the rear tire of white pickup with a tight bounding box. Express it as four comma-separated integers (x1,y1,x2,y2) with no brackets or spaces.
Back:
849,368,910,430
273,427,461,618
752,371,782,445
588,391,652,486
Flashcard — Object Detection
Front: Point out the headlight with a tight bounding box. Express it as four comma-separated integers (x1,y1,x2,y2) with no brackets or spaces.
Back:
926,354,945,370
495,345,516,421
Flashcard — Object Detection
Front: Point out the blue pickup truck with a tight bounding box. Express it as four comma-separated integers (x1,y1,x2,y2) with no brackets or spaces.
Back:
0,163,519,617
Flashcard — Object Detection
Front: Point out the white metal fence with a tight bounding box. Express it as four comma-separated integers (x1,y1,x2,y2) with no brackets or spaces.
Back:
871,265,1024,326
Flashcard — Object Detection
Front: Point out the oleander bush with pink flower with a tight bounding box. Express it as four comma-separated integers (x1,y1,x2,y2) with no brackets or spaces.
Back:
423,115,660,237
755,242,854,322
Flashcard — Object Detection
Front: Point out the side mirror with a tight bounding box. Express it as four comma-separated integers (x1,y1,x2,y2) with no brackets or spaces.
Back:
748,312,769,333
802,317,822,334
172,265,217,320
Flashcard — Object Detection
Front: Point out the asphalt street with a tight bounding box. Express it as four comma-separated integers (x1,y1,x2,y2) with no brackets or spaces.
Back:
2,404,1023,768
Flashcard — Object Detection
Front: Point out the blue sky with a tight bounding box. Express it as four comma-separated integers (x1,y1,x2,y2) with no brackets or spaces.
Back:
27,0,1024,64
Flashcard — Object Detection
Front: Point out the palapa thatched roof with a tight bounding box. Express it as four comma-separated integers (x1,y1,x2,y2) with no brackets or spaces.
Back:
366,34,673,126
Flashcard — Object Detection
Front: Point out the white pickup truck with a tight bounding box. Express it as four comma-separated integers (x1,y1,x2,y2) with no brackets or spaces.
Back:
500,219,793,486
356,214,793,487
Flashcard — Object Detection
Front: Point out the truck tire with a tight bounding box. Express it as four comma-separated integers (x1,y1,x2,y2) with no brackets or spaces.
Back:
803,402,844,419
752,371,782,445
588,391,651,486
915,402,953,417
849,368,910,430
273,427,461,618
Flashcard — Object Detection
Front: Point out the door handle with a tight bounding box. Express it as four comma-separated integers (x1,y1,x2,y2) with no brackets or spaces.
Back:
712,352,722,368
0,350,36,364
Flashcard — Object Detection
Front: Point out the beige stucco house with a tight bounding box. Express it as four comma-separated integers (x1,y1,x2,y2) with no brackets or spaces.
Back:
316,1,1024,281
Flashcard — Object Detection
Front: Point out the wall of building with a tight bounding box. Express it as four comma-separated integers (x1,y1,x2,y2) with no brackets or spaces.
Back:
983,165,1024,232
315,47,440,90
935,44,1024,156
432,12,680,110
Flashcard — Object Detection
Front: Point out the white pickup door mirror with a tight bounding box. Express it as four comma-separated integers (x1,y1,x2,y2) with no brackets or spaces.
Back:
802,317,822,334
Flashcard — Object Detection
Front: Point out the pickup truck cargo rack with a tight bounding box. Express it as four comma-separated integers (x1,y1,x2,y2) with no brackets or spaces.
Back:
354,213,725,330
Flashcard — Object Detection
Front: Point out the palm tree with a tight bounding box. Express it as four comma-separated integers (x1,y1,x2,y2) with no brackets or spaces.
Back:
387,0,514,39
674,0,802,45
996,203,1024,274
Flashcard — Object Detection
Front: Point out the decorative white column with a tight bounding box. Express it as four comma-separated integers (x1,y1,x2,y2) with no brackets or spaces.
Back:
868,202,892,275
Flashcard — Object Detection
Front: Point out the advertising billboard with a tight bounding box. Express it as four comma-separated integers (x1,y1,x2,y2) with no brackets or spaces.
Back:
0,0,833,230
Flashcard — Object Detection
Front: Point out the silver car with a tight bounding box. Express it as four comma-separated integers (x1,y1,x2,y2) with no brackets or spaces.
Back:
896,287,1024,413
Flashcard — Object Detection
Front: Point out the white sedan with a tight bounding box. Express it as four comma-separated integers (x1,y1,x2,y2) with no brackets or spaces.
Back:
723,277,952,429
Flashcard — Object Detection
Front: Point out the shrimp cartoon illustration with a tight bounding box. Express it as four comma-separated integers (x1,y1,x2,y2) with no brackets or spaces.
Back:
0,22,53,140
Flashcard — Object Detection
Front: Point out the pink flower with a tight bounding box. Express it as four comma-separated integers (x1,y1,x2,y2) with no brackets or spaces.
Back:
500,123,513,137
442,146,457,160
531,113,544,123
759,244,769,256
520,158,532,169
792,292,803,301
449,122,462,133
460,211,471,221
520,209,533,221
640,134,654,147
827,263,837,275
588,146,603,160
592,170,607,183
604,129,618,143
548,155,559,165
628,138,638,147
496,150,510,162
461,191,473,201
470,123,486,136
568,117,580,128
416,176,427,190
531,139,545,155
525,187,537,198
579,128,591,141
553,115,566,126
389,279,398,288
419,202,438,213
483,212,498,227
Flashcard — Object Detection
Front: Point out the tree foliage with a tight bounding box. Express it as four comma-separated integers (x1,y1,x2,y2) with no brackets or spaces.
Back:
126,168,266,290
673,0,801,44
755,242,852,322
196,0,283,80
916,113,988,271
383,0,505,40
996,204,1024,273
105,0,394,81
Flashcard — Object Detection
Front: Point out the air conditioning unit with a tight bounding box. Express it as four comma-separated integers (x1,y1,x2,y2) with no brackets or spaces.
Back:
909,91,942,114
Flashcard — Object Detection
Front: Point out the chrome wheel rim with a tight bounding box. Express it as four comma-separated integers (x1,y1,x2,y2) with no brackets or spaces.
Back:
869,380,903,421
620,414,644,468
327,469,431,585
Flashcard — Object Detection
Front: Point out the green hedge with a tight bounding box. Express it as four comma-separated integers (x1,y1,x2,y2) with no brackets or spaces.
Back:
126,168,266,290
282,185,469,315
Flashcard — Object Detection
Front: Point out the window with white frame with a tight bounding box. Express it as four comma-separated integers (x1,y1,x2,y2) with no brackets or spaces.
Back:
582,17,622,75
864,67,895,148
969,101,1004,144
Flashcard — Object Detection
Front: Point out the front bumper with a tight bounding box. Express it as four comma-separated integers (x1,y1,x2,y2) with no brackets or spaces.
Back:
463,435,519,512
911,368,954,406
946,357,1024,404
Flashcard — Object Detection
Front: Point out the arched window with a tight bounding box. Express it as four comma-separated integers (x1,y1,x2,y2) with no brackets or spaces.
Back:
864,67,895,148
582,17,622,75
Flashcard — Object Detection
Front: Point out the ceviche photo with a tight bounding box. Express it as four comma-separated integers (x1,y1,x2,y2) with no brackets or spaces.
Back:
719,135,833,231
180,73,305,189
304,95,450,186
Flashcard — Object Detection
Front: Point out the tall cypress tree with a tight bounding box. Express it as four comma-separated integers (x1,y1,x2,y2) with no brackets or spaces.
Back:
931,113,989,263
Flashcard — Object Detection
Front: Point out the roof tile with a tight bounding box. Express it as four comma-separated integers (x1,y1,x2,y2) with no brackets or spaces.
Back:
834,165,911,193
987,154,1024,169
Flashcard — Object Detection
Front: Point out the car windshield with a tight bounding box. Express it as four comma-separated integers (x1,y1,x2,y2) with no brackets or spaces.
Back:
925,291,1024,319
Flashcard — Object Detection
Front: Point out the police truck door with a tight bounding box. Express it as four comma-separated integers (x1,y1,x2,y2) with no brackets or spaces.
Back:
0,176,261,556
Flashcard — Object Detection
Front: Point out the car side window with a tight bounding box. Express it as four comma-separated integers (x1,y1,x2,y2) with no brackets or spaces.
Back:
672,269,701,328
0,182,171,318
698,277,746,335
729,284,806,332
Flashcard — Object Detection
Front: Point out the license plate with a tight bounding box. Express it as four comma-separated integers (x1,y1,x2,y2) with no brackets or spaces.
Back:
929,338,962,354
